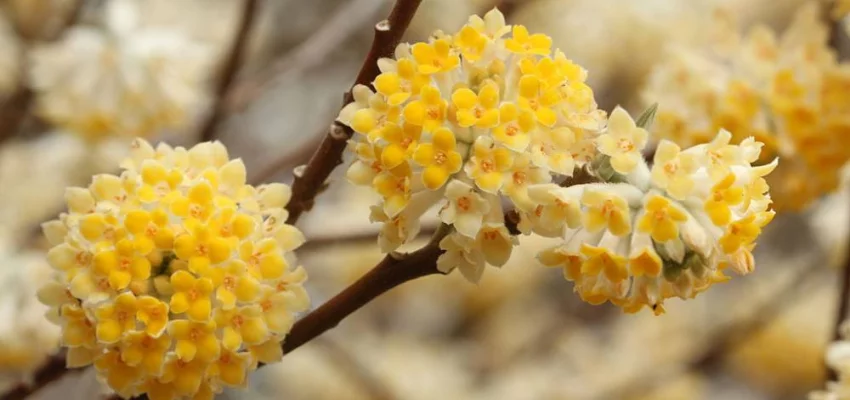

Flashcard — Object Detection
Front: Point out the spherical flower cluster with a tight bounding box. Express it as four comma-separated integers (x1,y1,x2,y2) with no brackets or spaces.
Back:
643,4,850,211
537,110,776,314
338,8,606,282
28,0,211,142
813,322,850,400
37,139,309,399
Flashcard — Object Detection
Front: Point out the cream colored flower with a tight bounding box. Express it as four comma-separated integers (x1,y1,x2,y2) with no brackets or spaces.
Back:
40,139,309,399
596,106,648,175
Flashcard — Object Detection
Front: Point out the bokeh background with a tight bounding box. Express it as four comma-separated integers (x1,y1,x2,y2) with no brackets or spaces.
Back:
0,0,847,399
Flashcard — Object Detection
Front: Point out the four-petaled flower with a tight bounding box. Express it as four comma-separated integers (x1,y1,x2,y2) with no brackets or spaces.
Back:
413,127,463,190
637,194,688,242
597,106,648,175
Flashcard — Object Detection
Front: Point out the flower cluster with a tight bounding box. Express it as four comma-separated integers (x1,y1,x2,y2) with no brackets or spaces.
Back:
338,8,606,282
37,139,309,399
813,322,850,400
643,4,850,211
28,0,211,142
536,109,776,314
339,8,776,314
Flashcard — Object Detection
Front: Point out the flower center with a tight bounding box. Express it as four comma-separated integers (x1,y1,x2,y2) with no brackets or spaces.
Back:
617,138,634,152
664,162,678,175
231,315,244,328
505,123,519,137
433,151,447,165
223,276,236,290
456,196,471,211
513,171,526,185
480,160,495,172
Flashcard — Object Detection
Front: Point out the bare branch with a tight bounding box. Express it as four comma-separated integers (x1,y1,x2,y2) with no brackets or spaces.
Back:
285,0,423,224
225,0,387,112
197,0,260,142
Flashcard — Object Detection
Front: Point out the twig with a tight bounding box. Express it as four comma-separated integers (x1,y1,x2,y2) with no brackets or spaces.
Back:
285,0,423,224
0,88,34,145
281,242,442,355
197,0,260,142
225,0,387,112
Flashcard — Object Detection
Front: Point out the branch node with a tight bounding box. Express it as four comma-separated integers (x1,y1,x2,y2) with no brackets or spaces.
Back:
329,122,349,140
375,19,391,32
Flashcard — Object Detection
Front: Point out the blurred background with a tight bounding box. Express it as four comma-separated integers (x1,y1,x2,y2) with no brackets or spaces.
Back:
0,0,847,399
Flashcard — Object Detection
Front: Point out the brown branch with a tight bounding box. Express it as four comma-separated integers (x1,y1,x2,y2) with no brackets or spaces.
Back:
281,242,442,354
285,0,423,224
0,88,34,145
197,0,260,142
225,0,387,112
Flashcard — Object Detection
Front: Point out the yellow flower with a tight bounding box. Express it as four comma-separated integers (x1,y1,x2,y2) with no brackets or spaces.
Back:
214,305,269,351
452,83,500,128
492,102,535,151
120,332,171,375
636,194,688,243
505,25,552,56
136,295,169,337
581,189,631,236
719,212,773,254
350,96,401,141
169,320,220,363
704,173,745,226
92,238,152,291
173,219,233,275
373,170,412,217
169,270,214,322
94,292,139,344
413,127,463,190
580,244,628,282
517,74,559,127
403,85,447,131
380,122,422,169
258,288,296,334
597,106,648,175
502,154,552,212
650,140,698,200
61,304,97,348
454,25,488,62
411,38,459,74
210,350,251,387
529,127,575,174
207,261,260,310
374,61,429,106
94,350,144,397
238,238,289,281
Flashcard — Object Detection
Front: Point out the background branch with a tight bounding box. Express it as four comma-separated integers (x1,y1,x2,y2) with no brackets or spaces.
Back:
225,0,387,112
197,0,260,142
285,0,423,224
